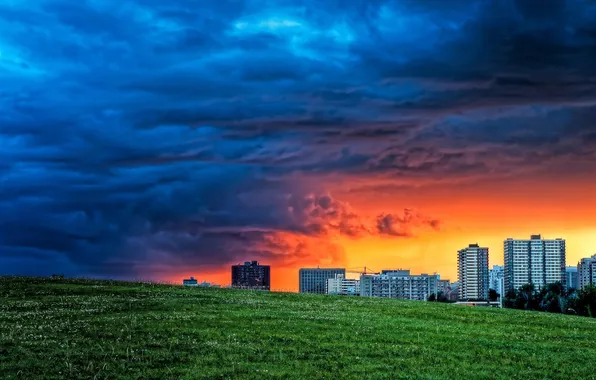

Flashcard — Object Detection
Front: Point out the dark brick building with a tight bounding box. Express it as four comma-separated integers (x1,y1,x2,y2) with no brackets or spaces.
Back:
231,261,270,290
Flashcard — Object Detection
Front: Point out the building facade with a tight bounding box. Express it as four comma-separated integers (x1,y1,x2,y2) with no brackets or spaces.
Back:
326,274,360,296
446,282,459,301
489,265,505,296
299,268,345,294
578,255,596,290
504,235,566,291
566,266,579,291
231,261,271,290
437,279,451,295
360,270,438,301
458,244,489,300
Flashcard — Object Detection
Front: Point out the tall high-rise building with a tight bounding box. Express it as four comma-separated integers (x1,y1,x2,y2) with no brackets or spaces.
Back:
578,255,596,290
566,266,579,291
231,261,271,290
299,268,345,294
457,244,489,300
489,265,505,296
360,270,438,300
504,235,566,291
326,274,360,296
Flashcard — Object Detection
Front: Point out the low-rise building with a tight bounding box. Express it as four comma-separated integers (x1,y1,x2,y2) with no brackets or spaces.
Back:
198,281,222,288
566,266,579,291
299,268,345,294
183,277,198,286
326,274,360,296
437,279,451,294
444,282,459,301
360,270,438,301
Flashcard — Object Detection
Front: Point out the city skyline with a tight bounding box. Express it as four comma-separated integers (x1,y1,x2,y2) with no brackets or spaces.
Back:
2,0,596,292
185,233,588,293
176,233,590,291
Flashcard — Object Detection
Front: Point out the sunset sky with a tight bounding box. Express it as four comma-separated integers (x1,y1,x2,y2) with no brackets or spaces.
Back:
2,0,596,291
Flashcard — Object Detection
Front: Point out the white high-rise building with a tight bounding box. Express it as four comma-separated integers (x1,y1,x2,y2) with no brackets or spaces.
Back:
326,274,360,296
578,255,596,290
504,235,566,292
457,244,489,300
489,265,505,296
360,270,438,301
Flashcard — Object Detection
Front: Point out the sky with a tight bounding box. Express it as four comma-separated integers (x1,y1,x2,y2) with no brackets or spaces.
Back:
2,0,596,291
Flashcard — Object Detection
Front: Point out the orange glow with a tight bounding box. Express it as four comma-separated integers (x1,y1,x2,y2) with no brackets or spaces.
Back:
171,176,596,292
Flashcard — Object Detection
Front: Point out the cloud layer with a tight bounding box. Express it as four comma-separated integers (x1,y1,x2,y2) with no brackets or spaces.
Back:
1,0,596,278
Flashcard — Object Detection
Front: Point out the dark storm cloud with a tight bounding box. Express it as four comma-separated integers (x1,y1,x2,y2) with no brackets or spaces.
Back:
376,210,441,237
1,0,596,277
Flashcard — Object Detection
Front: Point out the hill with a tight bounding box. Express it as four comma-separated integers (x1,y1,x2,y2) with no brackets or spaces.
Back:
1,277,596,379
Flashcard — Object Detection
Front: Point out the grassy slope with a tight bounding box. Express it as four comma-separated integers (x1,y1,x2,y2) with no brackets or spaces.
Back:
1,277,596,379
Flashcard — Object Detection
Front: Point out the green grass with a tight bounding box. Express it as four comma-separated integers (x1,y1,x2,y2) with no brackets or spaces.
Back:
1,277,596,379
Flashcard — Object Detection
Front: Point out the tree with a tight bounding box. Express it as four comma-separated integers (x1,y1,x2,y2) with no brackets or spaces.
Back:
503,289,518,309
539,282,566,314
563,288,579,315
502,282,596,319
427,292,449,303
436,291,449,302
577,285,596,317
518,283,539,311
502,283,542,311
488,289,499,302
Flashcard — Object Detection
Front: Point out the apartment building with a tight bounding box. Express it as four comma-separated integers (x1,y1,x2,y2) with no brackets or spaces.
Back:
326,274,360,296
504,235,566,291
360,270,438,301
489,265,505,296
458,244,489,300
231,261,271,290
299,268,345,294
578,255,596,290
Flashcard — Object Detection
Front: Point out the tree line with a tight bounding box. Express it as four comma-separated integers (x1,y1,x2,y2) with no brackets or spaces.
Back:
427,283,596,318
503,283,596,317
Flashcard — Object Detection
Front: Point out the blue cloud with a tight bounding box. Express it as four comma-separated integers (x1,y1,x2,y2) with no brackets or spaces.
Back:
1,0,596,277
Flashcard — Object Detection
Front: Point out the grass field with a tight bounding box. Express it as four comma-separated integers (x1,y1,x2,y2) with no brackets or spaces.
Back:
2,277,596,379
